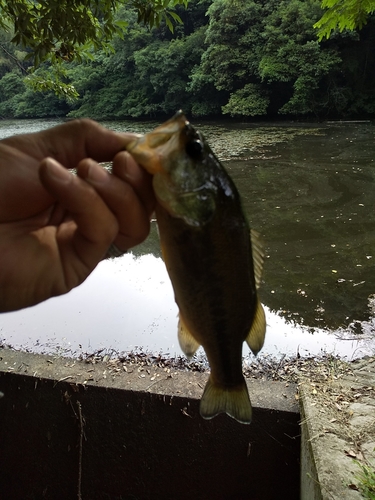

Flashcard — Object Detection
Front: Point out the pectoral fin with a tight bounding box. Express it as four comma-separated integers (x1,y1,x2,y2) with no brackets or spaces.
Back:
200,376,252,424
246,298,266,356
178,314,200,358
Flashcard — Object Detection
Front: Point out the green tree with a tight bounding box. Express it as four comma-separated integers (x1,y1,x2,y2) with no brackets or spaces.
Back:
259,0,342,117
68,1,211,119
0,0,373,120
189,0,267,117
0,0,189,97
315,0,375,39
322,18,375,115
0,71,25,117
0,0,189,66
191,0,344,118
0,27,29,78
222,83,269,116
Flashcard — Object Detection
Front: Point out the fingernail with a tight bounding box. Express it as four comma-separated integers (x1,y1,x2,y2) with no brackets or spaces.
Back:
46,158,72,184
87,163,108,184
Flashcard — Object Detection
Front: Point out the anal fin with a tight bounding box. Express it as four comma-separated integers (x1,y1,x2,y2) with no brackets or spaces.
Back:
246,298,266,356
200,376,252,424
178,313,200,358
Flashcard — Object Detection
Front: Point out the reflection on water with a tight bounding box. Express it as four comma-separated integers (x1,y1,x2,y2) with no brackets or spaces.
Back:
234,123,375,330
0,118,374,359
1,252,373,359
1,254,177,355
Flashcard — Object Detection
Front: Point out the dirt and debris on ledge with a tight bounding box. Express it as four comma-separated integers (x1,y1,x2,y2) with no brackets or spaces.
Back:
1,336,370,386
77,347,358,384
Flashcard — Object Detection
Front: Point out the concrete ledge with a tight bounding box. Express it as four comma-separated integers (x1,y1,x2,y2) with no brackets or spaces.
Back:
299,357,375,500
0,348,300,500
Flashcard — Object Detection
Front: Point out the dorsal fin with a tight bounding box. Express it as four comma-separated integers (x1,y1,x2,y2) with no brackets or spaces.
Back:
250,229,265,289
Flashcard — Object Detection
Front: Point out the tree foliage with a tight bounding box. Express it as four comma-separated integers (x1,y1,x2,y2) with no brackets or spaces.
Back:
315,0,375,39
0,0,188,66
0,0,188,96
189,0,347,117
0,0,374,120
258,0,342,116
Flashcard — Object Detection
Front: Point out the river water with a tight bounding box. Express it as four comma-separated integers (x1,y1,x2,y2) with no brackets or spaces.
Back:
0,118,374,360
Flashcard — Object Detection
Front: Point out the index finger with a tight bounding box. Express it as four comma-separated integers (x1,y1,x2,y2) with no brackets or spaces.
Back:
2,119,140,169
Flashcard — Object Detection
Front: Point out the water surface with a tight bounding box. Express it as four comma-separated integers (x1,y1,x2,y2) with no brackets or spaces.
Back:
0,118,374,360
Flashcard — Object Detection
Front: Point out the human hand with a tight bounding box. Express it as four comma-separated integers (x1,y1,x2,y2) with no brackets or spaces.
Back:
0,119,155,312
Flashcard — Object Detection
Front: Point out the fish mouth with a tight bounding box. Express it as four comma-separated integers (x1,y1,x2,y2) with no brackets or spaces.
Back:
126,110,191,174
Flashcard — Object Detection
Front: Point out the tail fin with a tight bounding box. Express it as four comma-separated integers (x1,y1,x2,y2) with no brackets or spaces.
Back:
200,376,252,424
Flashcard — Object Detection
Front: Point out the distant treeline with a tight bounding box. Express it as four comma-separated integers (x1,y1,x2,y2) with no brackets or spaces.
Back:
0,0,374,121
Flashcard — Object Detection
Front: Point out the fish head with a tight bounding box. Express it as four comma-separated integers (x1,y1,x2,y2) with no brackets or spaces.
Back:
126,111,217,226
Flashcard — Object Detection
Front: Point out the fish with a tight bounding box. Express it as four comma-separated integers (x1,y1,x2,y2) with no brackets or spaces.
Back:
126,111,266,424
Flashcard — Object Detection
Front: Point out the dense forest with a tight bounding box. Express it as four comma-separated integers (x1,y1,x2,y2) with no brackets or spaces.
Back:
0,0,374,121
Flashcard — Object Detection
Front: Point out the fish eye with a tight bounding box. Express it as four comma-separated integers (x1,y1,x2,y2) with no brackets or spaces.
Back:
186,139,203,159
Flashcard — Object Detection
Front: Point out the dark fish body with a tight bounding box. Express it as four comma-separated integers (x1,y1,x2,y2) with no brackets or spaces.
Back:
126,111,266,423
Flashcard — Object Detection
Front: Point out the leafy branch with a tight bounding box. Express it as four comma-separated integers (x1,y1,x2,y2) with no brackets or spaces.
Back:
0,0,188,74
314,0,375,39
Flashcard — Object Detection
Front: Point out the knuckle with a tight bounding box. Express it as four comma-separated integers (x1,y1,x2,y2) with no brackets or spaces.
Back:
76,118,98,130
